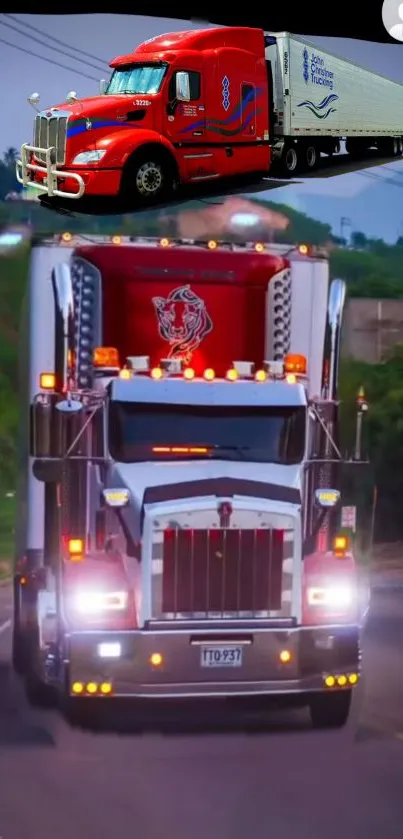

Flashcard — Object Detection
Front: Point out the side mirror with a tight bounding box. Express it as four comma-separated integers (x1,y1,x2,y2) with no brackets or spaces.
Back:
175,72,191,102
99,79,107,95
33,458,63,484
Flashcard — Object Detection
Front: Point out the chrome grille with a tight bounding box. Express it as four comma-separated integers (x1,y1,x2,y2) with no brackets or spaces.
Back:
151,526,294,621
34,113,68,164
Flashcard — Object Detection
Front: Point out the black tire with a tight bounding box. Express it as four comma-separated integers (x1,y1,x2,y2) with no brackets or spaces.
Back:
11,625,28,676
305,144,318,172
281,144,300,176
309,689,352,729
25,671,57,709
121,148,177,206
23,631,57,709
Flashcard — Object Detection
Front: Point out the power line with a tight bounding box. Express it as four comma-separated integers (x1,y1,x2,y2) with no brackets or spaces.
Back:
0,37,99,82
0,17,108,74
3,13,108,66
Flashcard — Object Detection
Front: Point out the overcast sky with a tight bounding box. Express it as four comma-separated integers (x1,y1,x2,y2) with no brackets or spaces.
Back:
1,14,403,152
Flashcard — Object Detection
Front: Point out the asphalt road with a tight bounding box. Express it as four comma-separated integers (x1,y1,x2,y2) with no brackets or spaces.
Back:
0,581,403,839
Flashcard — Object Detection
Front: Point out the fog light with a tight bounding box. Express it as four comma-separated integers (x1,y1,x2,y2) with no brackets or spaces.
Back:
279,649,291,663
337,675,347,687
348,673,359,685
324,675,335,687
72,681,84,694
150,652,163,667
86,681,98,694
100,682,112,695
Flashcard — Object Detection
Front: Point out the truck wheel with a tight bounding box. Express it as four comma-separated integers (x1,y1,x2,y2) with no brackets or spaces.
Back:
309,689,352,729
282,145,299,175
398,138,403,156
305,144,318,171
121,149,177,206
24,631,57,709
11,624,28,675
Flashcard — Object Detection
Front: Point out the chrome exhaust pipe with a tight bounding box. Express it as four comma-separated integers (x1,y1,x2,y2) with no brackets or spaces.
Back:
326,278,346,401
51,262,74,392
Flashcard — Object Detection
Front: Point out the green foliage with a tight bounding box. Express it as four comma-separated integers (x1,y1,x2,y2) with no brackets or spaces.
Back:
339,347,403,541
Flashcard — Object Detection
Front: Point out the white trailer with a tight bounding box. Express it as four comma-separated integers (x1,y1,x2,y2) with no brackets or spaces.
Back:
265,32,403,173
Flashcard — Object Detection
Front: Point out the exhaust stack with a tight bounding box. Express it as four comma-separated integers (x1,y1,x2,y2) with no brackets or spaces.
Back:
51,262,74,392
326,278,346,402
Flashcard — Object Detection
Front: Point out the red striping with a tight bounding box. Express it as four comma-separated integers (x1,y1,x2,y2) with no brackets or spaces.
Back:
161,528,285,615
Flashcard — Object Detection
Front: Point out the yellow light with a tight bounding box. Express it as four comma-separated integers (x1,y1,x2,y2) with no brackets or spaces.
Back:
160,238,170,247
348,673,359,685
284,353,307,375
61,232,72,242
255,242,265,252
279,649,291,663
86,682,98,694
39,372,56,390
207,240,218,249
183,367,195,380
203,368,215,381
100,682,112,695
286,373,297,384
325,675,335,687
112,235,122,245
226,368,238,381
255,369,267,382
337,675,347,687
119,368,132,379
333,535,349,557
72,681,84,694
151,367,163,380
93,346,120,368
67,538,84,561
298,243,309,255
150,652,163,667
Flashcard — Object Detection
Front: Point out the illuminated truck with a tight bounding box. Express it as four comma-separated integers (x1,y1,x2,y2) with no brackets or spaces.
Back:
13,234,366,728
16,28,403,207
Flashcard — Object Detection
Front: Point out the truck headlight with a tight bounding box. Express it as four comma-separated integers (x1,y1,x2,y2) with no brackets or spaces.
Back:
72,149,106,165
307,585,354,609
73,589,128,614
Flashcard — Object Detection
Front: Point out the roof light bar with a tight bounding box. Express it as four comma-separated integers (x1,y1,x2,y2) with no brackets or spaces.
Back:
232,361,255,378
161,358,184,375
263,360,285,378
126,355,150,372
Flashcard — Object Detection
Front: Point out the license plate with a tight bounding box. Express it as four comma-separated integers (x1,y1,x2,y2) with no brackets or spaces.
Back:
200,645,243,668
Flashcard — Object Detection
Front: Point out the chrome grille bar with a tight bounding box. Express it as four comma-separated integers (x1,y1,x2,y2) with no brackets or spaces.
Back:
151,527,294,621
33,113,68,165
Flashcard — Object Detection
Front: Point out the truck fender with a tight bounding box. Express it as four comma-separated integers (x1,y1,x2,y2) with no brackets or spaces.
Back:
94,129,179,173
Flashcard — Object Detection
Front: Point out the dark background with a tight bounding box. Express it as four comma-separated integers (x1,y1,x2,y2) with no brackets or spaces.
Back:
9,2,395,44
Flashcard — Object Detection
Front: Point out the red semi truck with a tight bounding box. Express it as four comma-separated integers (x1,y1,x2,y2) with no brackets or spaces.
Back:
16,27,403,207
13,234,365,728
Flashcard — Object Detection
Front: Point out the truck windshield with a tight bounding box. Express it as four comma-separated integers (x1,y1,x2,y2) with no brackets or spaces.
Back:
108,402,306,465
105,63,168,95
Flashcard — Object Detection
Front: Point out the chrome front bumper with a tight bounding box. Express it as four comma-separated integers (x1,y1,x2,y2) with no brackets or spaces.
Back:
65,624,360,700
16,143,85,199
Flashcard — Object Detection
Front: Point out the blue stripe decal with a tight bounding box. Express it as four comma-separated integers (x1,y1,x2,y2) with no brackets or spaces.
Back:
67,119,138,138
179,87,265,134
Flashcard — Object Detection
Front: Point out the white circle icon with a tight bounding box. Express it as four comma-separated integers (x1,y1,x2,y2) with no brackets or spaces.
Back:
382,0,403,40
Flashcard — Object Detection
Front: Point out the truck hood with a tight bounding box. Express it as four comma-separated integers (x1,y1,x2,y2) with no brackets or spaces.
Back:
50,95,151,119
108,460,302,539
